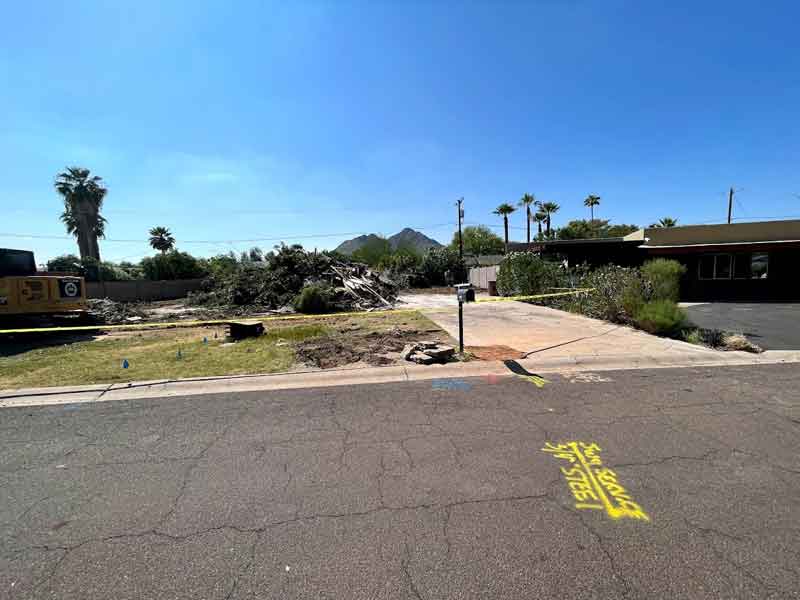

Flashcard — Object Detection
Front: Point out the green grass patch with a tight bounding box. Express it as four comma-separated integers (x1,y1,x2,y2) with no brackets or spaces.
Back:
0,323,331,389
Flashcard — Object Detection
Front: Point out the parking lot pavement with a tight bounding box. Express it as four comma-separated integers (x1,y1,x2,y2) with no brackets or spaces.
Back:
683,302,800,350
2,364,799,599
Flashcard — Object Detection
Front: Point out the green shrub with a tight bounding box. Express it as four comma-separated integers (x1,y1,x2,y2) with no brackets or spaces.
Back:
681,328,705,346
634,300,687,336
293,284,333,314
642,259,686,302
496,252,564,296
140,251,208,281
418,247,466,286
564,265,646,323
46,255,138,281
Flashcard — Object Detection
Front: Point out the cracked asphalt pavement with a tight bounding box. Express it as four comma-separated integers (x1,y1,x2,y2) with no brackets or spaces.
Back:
1,364,799,599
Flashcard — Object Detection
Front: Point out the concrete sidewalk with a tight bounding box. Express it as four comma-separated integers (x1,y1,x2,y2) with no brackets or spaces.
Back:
2,347,798,408
423,301,723,360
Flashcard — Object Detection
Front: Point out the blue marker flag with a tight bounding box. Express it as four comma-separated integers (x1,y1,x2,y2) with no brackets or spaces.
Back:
122,359,129,369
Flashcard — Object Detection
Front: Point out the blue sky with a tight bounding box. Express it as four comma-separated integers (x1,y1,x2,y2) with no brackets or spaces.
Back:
3,0,800,263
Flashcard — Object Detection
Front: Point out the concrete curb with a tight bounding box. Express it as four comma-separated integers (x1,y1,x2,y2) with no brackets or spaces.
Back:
2,350,799,408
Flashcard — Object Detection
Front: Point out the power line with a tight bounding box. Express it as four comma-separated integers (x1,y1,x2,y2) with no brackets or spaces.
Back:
0,223,457,245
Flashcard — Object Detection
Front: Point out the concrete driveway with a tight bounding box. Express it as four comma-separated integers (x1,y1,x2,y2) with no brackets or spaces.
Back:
2,364,799,599
422,301,717,362
682,303,800,350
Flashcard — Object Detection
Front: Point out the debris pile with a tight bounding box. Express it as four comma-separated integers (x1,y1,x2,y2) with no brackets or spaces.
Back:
326,263,397,311
87,298,148,324
188,245,398,313
401,341,456,365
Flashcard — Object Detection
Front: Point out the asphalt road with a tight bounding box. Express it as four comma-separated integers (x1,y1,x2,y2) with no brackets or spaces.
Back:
2,365,799,599
684,302,800,350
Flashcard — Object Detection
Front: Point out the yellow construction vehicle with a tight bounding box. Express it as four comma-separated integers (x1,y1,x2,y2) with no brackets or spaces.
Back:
0,248,88,318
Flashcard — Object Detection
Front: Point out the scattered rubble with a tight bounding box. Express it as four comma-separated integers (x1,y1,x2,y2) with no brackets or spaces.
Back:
87,298,148,324
402,341,456,365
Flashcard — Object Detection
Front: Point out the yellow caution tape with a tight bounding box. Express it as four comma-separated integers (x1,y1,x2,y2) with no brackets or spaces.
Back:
475,289,594,303
0,289,593,334
0,309,425,334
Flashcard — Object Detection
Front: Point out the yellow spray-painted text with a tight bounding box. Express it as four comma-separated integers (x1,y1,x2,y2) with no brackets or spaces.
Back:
542,441,650,521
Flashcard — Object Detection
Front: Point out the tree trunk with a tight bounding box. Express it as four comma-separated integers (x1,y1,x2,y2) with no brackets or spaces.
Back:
503,216,509,254
590,205,594,221
537,221,542,236
526,207,531,245
76,210,92,261
546,216,551,238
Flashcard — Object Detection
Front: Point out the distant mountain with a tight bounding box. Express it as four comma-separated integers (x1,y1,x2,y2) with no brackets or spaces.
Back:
388,228,443,252
333,234,384,256
334,228,443,255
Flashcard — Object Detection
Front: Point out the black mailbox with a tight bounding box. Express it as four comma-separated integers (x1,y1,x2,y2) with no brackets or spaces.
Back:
454,283,475,303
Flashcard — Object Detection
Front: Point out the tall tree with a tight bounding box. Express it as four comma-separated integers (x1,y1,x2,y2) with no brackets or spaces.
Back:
148,226,176,254
450,225,504,256
55,167,108,261
537,201,560,238
533,212,547,238
584,194,601,220
650,217,678,228
518,193,536,245
493,203,517,253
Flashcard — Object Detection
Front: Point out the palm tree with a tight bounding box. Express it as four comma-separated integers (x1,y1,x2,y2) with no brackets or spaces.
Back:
518,193,536,245
584,194,601,221
55,167,108,261
537,201,560,238
493,203,517,253
149,226,176,254
650,217,678,228
533,212,547,238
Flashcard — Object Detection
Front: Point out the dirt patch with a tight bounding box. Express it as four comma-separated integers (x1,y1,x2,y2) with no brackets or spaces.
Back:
295,324,452,369
466,345,525,361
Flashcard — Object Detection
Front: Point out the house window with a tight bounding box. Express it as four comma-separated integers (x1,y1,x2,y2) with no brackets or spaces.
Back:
751,253,769,279
733,253,769,279
698,254,732,280
733,253,751,279
702,253,769,280
698,255,715,279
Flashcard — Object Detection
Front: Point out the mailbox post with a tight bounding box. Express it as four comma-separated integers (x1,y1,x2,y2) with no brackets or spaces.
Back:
454,283,475,353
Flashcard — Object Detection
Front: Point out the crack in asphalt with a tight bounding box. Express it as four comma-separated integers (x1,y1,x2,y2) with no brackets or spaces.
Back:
441,505,452,559
401,541,424,600
610,448,720,469
223,530,260,600
24,491,556,594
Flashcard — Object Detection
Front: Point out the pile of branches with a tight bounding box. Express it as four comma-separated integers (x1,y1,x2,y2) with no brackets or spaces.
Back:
187,244,397,312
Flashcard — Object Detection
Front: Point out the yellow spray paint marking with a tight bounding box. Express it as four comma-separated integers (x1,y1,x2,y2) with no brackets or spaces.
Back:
542,441,650,522
517,374,549,388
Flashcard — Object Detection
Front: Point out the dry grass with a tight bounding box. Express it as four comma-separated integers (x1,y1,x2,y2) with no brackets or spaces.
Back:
0,310,447,390
722,333,763,354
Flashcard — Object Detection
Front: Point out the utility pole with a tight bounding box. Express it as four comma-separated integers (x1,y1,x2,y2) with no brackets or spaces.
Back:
456,197,464,259
727,187,734,224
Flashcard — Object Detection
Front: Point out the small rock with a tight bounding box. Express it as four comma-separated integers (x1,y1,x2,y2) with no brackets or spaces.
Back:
423,345,455,360
400,344,417,361
418,340,438,349
408,351,437,365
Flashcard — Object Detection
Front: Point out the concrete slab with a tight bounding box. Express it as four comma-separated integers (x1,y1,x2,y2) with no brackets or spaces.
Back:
422,301,718,360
